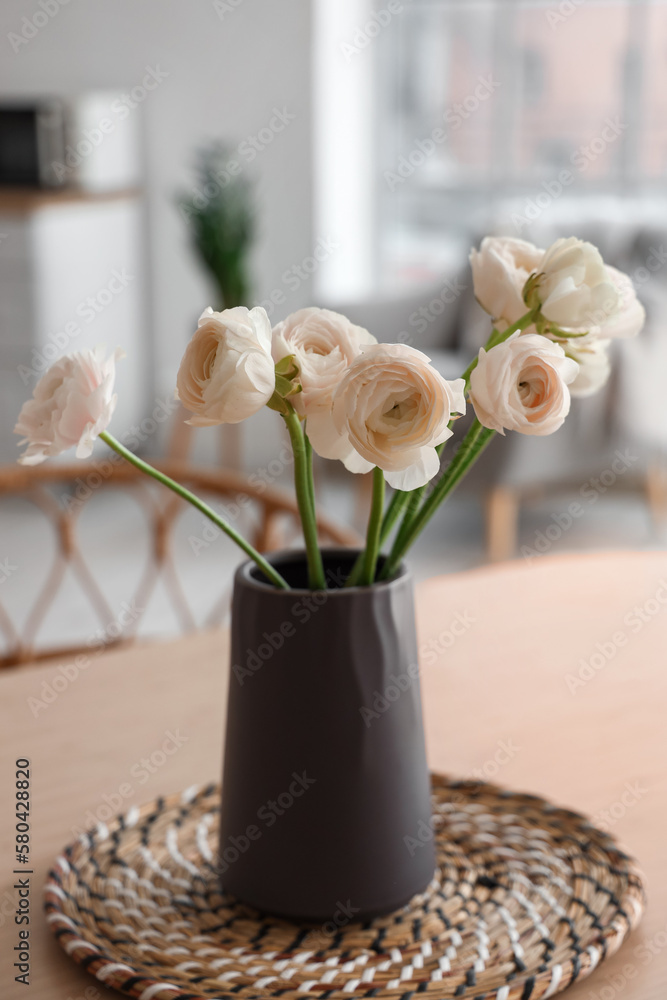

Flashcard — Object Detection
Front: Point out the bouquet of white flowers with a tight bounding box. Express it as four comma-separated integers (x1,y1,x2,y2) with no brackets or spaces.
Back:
17,235,648,924
15,236,644,591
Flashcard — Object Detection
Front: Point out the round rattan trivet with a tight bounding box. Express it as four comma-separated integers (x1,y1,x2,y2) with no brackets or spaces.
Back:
45,775,645,1000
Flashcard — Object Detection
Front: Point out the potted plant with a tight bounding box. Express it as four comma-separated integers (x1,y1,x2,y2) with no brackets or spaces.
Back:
14,236,644,921
179,141,255,312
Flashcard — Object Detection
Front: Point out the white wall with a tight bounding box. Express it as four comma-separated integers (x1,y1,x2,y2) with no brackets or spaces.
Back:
0,0,315,409
313,0,376,301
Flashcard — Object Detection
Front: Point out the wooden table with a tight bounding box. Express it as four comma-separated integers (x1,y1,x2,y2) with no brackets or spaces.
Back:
1,551,666,1000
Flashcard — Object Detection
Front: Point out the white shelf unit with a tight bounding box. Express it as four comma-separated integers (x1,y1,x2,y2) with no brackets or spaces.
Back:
0,190,149,462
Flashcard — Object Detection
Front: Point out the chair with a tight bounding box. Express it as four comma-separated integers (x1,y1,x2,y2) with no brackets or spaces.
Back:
0,459,359,668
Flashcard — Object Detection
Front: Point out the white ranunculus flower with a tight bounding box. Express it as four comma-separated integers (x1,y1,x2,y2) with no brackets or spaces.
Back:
271,308,376,455
469,333,578,436
176,306,274,426
15,346,124,465
470,236,544,325
567,339,612,398
596,266,645,340
319,344,466,491
536,237,619,332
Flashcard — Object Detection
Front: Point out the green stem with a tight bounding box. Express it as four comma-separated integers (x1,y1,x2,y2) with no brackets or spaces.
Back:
282,410,326,590
380,488,412,540
345,486,411,587
389,487,427,566
388,306,539,556
303,428,317,521
485,308,539,352
99,431,290,590
381,419,495,580
360,467,385,586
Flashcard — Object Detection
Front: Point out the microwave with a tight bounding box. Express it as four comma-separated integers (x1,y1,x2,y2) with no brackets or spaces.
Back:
0,93,141,191
0,101,67,187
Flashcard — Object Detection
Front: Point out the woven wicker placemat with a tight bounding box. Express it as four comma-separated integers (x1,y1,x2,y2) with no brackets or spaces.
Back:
45,774,645,1000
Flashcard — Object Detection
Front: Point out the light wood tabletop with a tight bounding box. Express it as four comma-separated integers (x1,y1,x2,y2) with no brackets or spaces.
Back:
1,550,666,1000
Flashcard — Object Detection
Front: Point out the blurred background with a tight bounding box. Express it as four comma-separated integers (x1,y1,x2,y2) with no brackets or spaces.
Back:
1,0,667,659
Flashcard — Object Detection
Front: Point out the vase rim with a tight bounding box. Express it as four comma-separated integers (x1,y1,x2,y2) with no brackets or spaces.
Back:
237,547,410,596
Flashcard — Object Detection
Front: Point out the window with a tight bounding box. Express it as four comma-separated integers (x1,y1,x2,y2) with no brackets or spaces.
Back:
315,0,667,300
375,0,667,289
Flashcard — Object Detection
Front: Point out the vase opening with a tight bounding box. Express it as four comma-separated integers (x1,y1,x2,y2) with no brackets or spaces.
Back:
247,547,403,591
